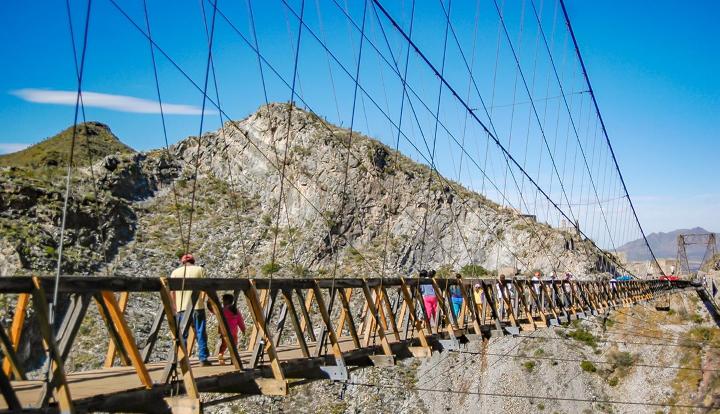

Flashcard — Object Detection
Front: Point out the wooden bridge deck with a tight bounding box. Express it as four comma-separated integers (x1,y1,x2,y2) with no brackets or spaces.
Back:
0,276,690,413
4,335,399,412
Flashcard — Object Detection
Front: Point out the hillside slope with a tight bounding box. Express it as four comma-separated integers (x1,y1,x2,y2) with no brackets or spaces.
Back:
0,122,134,168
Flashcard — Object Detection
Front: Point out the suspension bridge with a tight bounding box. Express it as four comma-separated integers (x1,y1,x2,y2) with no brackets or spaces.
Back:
1,0,718,412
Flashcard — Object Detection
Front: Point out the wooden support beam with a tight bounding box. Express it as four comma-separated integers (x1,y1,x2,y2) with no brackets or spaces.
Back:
205,290,243,370
378,286,401,342
161,291,200,384
158,278,198,399
104,291,129,368
247,288,269,351
57,294,91,362
244,284,286,383
480,282,503,331
2,293,28,379
100,291,153,389
297,288,315,340
399,280,431,350
0,322,24,381
271,303,289,350
540,281,560,321
312,282,347,365
430,279,459,335
335,288,353,339
94,293,132,367
281,289,310,358
513,281,536,330
359,281,393,357
141,302,166,363
31,276,74,413
526,282,548,327
496,281,518,327
337,288,361,349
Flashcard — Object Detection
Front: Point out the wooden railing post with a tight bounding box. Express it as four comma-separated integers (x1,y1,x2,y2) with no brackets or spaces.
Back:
104,291,129,368
99,291,153,389
31,277,74,413
2,293,29,379
158,278,198,399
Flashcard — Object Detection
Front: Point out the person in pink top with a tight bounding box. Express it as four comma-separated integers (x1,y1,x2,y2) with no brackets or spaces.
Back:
217,293,246,365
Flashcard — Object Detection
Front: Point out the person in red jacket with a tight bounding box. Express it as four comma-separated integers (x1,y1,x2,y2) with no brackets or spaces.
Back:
217,293,246,365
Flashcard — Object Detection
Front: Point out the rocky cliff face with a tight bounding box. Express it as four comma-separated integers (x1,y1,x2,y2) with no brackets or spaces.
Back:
0,105,605,279
106,103,601,280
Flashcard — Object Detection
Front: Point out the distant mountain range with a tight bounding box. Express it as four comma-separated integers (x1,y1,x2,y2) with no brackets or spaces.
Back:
617,227,718,261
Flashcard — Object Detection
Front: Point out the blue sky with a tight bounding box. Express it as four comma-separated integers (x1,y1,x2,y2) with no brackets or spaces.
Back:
0,0,718,242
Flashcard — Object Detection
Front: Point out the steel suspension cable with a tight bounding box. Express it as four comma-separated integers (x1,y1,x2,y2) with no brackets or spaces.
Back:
269,0,305,289
558,0,662,275
53,0,92,324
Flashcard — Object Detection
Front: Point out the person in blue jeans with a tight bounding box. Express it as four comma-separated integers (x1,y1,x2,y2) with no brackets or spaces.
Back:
171,254,211,366
450,273,464,318
176,309,210,365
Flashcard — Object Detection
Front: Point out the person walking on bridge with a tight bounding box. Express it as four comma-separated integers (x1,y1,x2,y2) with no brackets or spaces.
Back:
216,293,246,365
450,273,464,318
420,270,438,326
171,253,211,366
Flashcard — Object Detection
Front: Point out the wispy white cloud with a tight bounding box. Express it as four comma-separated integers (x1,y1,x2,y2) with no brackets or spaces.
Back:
0,143,30,154
11,89,216,115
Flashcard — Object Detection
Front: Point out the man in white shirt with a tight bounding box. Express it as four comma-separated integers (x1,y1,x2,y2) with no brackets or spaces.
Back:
170,253,210,366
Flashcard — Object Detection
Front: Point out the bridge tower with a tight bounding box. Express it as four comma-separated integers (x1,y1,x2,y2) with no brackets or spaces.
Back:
676,233,717,277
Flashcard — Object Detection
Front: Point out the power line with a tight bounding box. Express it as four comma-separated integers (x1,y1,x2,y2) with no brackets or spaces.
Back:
343,380,716,409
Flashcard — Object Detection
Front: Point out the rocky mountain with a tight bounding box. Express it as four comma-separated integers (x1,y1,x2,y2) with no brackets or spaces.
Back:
0,103,608,280
618,227,718,261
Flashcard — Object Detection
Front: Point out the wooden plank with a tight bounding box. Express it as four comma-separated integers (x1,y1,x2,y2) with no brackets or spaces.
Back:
280,289,310,358
2,293,28,379
100,291,153,389
271,303,289,350
0,365,21,412
158,278,198,399
495,280,518,327
361,288,381,347
31,276,74,413
205,290,243,370
104,292,129,368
